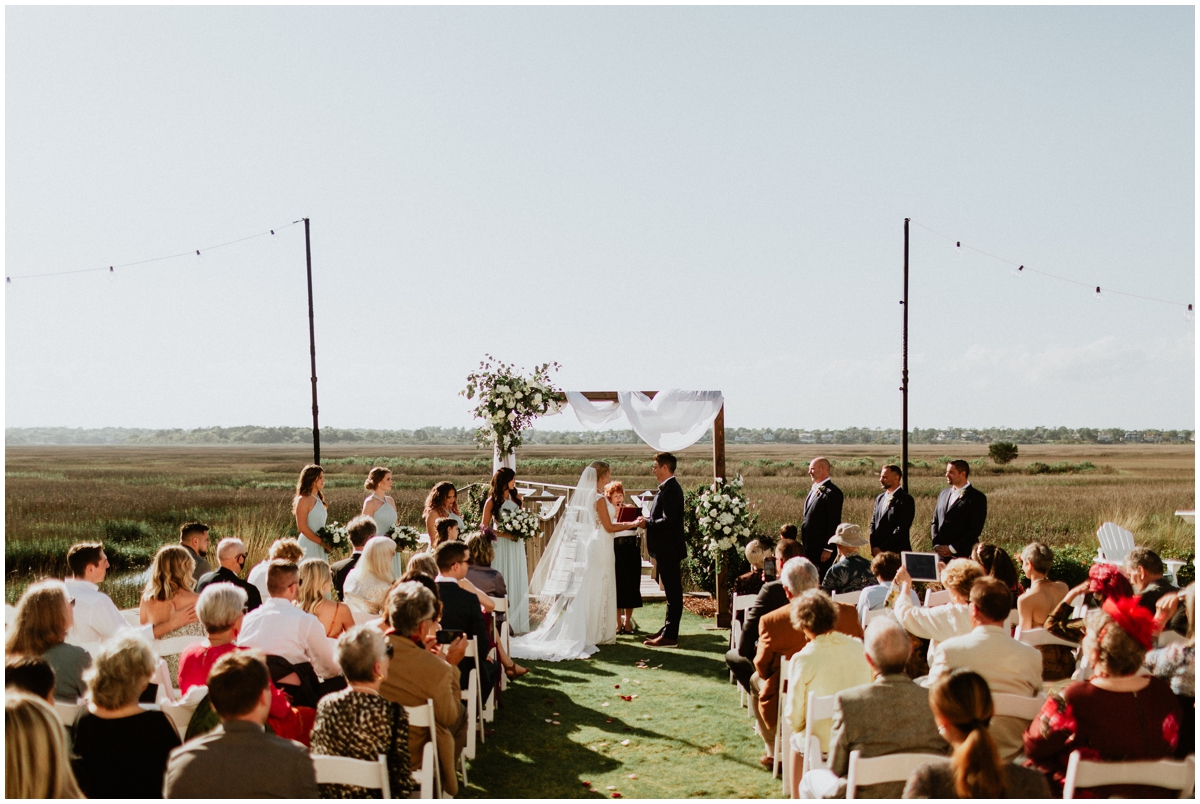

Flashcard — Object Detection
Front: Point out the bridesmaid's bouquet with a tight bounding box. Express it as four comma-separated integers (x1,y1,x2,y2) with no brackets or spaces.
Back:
316,521,349,553
495,507,542,541
388,525,424,552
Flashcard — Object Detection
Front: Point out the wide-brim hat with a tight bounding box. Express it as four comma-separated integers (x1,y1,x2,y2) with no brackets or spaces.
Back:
830,523,867,548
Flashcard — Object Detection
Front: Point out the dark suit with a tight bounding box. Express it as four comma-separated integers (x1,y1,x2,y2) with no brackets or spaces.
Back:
195,566,262,611
801,480,843,577
330,552,362,602
163,720,318,798
645,476,686,640
436,580,498,703
1136,578,1178,615
724,580,788,691
869,487,915,555
930,484,987,557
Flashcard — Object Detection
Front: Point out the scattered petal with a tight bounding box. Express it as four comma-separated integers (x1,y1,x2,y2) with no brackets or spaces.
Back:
605,719,613,723
545,719,552,723
623,678,630,683
620,739,631,745
643,715,651,720
601,702,610,707
582,781,591,787
598,742,609,747
553,712,560,716
614,684,620,689
630,694,638,699
552,721,561,725
607,785,616,790
628,774,638,780
620,695,633,701
612,794,623,799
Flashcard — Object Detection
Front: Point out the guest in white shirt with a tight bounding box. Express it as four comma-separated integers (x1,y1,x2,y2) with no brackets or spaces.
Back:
63,542,171,644
892,558,983,646
246,538,306,603
343,536,398,615
926,577,1043,760
856,551,920,627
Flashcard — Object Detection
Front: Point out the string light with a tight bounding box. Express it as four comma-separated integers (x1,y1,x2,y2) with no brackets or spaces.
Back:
1094,286,1103,301
1187,304,1195,323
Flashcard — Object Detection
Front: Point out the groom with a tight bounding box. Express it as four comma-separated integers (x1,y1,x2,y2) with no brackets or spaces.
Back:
637,452,685,648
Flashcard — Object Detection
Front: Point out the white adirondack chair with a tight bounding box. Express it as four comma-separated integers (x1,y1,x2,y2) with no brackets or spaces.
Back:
1094,522,1136,566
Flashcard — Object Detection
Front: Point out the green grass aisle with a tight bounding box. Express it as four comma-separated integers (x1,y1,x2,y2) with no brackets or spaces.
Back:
461,603,781,799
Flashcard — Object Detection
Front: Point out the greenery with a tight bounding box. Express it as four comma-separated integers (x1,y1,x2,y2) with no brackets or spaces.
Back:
462,355,563,457
989,441,1019,464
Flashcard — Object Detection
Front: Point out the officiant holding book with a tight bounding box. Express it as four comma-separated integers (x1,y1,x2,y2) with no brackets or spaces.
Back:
605,480,643,634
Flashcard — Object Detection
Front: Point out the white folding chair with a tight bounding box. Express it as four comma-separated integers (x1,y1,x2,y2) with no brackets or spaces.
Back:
312,753,391,798
774,657,790,782
460,638,481,771
845,749,945,799
1158,628,1187,647
154,658,180,703
351,608,382,626
1093,522,1135,567
832,590,862,605
862,607,894,628
1015,627,1077,648
1003,609,1020,634
154,634,204,659
802,691,838,775
54,699,85,728
470,635,495,725
120,608,141,628
1062,750,1194,799
159,685,208,740
731,593,755,705
5,603,18,634
403,699,439,799
489,596,510,691
992,692,1045,721
923,589,950,607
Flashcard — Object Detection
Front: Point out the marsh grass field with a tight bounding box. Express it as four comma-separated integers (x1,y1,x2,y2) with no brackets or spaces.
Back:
4,443,1195,608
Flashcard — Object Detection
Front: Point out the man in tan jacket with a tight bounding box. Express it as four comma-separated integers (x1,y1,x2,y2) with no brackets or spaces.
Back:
379,581,469,796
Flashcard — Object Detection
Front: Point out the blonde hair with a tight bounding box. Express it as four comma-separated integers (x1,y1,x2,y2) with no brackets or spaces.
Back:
297,558,333,614
142,544,195,602
5,691,83,798
268,538,305,563
84,632,155,710
941,558,985,601
5,580,72,656
466,532,494,566
406,553,439,579
590,461,611,480
361,536,398,585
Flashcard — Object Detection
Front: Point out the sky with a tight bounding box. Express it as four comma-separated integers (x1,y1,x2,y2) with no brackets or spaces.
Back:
5,6,1195,432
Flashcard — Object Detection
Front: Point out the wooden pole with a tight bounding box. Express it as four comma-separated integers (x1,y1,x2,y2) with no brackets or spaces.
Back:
304,217,320,466
901,217,909,492
713,404,731,627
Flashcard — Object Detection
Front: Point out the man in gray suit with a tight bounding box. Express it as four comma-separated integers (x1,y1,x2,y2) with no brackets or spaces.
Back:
164,650,318,798
799,618,949,798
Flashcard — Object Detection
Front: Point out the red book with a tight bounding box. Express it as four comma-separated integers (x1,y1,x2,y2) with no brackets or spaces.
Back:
616,506,641,523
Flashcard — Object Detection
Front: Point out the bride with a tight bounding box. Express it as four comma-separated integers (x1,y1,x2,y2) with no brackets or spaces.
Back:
509,461,624,661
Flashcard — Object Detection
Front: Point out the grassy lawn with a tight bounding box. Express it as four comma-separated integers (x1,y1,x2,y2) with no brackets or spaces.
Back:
461,602,779,799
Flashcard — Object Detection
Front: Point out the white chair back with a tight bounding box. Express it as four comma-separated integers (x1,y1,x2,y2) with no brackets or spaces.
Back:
802,691,838,773
1095,522,1135,565
403,698,439,798
160,685,207,740
923,588,951,607
154,634,204,658
312,754,391,798
120,608,141,628
54,699,85,728
845,749,946,799
153,657,180,703
350,609,381,626
832,590,862,605
992,692,1045,721
774,657,791,786
1063,750,1194,799
862,607,894,627
1015,627,1077,648
1162,557,1188,586
1002,609,1020,633
5,603,18,633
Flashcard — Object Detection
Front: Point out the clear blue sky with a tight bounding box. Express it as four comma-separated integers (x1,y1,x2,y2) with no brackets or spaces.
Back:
5,6,1194,431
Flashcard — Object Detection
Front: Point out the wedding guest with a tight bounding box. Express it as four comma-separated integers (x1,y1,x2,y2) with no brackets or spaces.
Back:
164,651,319,798
465,532,507,600
406,552,440,580
424,480,465,542
195,537,262,612
904,669,1050,798
734,538,768,598
432,516,460,551
893,558,983,647
344,536,399,615
856,551,920,626
140,545,205,680
5,690,83,799
178,583,314,745
179,522,212,582
64,541,164,642
785,590,873,797
6,579,91,701
332,515,377,601
1044,561,1134,644
1016,542,1072,680
246,538,305,601
293,463,329,561
1144,584,1195,757
435,541,500,696
1025,598,1183,796
820,524,875,594
297,559,355,638
310,626,418,798
481,468,530,634
379,582,469,797
799,618,948,798
5,656,56,704
801,457,844,578
926,578,1042,760
725,539,807,692
930,460,987,559
780,523,798,543
869,464,914,555
72,632,181,798
1124,547,1178,613
606,480,644,633
970,543,1022,601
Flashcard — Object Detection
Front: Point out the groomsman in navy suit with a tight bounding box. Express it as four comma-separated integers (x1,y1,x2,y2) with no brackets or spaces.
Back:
869,464,915,555
930,460,988,559
801,457,843,579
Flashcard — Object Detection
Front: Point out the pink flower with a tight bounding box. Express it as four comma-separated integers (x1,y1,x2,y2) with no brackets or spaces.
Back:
1163,713,1180,748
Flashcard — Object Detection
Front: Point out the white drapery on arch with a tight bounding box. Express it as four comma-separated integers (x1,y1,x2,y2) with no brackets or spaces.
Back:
565,390,724,451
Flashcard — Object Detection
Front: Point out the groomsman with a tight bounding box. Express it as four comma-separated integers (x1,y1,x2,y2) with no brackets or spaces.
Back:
930,460,988,559
869,464,915,555
801,457,843,578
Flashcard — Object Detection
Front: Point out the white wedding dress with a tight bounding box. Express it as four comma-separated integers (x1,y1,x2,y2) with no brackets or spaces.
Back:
509,467,617,661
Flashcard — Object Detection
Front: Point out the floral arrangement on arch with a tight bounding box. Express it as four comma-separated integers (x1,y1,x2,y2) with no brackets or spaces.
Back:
388,525,425,552
695,476,755,559
315,521,349,554
462,355,563,458
494,506,542,542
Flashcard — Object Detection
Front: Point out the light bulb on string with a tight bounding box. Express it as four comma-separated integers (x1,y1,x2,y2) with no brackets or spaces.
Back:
1094,286,1102,301
106,265,115,284
1012,264,1024,279
955,241,962,257
1186,304,1194,323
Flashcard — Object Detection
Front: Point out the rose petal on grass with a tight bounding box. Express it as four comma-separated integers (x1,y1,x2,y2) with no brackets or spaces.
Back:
628,774,638,780
601,702,610,707
605,718,613,723
614,684,620,689
612,793,623,798
553,712,560,716
620,739,631,745
544,719,552,723
623,678,630,682
552,721,561,725
631,694,638,699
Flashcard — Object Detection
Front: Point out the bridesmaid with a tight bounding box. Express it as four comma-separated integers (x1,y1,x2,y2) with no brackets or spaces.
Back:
480,468,529,635
363,467,401,577
293,464,328,561
423,481,465,544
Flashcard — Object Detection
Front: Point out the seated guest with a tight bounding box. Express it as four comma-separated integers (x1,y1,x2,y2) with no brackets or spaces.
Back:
893,558,983,648
1124,546,1178,613
298,558,355,637
434,541,499,700
904,669,1050,798
1044,561,1133,644
785,590,873,797
433,516,460,551
5,690,84,799
820,524,875,595
780,523,798,543
179,522,212,582
800,618,949,798
734,539,769,597
164,651,318,798
195,537,262,611
64,542,162,643
331,515,377,602
926,578,1042,760
237,561,343,707
344,536,399,615
1025,597,1184,795
1016,542,1071,680
1144,584,1195,757
379,582,469,797
970,542,1023,601
310,626,418,798
856,551,920,626
406,552,441,579
72,632,181,798
139,545,205,680
246,538,305,602
725,538,808,694
6,579,90,701
752,557,861,769
465,531,507,599
5,656,56,704
178,583,315,744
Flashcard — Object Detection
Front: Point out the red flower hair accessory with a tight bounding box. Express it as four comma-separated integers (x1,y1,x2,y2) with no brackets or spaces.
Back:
1101,595,1157,650
1088,562,1133,601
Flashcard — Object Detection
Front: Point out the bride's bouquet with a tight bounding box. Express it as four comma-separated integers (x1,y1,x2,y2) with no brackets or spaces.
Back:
696,475,755,559
316,521,349,553
495,507,542,541
388,525,424,552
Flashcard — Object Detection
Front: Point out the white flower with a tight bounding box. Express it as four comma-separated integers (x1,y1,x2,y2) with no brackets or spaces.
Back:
723,525,731,534
533,393,542,404
508,411,517,421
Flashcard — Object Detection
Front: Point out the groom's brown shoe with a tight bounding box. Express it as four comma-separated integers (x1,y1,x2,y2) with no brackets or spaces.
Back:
643,634,677,648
